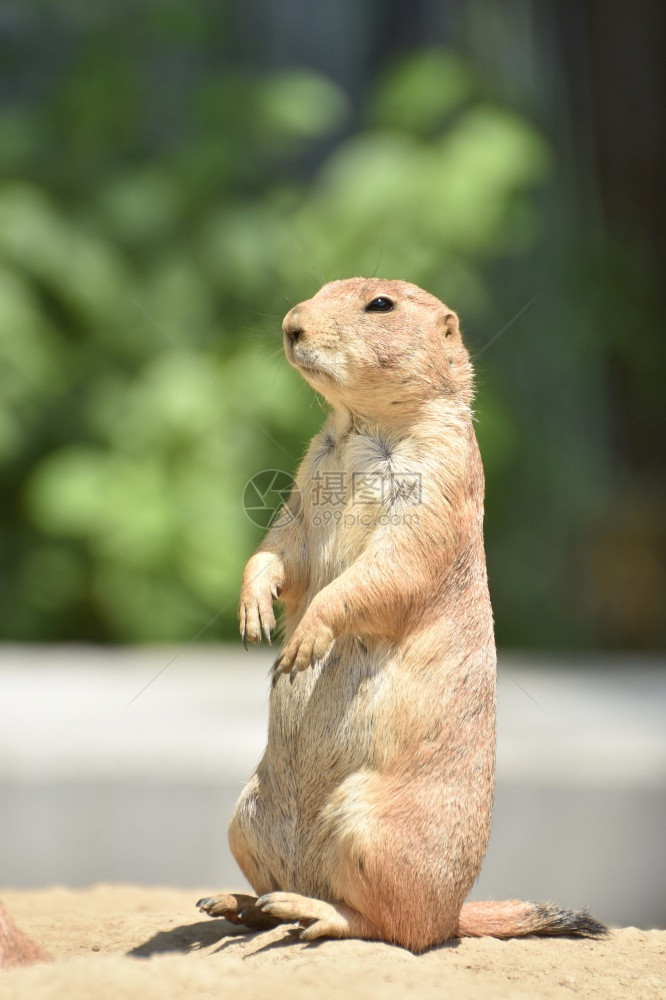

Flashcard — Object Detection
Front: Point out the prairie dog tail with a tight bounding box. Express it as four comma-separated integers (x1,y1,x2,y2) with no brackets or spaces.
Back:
457,900,606,939
0,901,51,970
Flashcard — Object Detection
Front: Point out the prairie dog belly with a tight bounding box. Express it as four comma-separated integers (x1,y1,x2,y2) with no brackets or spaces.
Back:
266,635,393,787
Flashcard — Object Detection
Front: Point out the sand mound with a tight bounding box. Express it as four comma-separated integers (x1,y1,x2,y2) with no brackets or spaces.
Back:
1,885,663,1000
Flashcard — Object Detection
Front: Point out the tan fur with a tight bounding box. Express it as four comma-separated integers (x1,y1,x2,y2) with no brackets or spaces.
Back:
0,900,51,970
199,278,605,951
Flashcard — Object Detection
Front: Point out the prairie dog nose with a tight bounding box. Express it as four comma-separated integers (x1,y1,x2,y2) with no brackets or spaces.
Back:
283,307,304,344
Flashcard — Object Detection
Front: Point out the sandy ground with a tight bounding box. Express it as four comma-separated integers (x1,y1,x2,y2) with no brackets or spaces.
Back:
0,886,663,1000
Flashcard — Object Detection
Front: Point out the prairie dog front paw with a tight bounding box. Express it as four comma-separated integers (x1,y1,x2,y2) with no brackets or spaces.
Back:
238,554,284,648
274,610,335,679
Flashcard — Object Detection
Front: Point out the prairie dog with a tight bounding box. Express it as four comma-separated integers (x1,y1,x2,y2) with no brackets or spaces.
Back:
199,278,605,951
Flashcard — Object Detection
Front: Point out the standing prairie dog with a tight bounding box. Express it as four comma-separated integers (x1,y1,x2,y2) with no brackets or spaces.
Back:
199,278,605,951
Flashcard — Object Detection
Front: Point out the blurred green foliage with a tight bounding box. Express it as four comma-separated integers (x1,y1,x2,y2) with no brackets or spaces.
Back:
0,9,661,648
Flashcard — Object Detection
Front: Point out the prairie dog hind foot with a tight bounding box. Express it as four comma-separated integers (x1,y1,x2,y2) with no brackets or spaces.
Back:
255,891,378,943
196,892,282,931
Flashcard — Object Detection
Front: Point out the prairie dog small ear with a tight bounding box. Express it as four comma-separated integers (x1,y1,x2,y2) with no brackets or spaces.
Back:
441,311,459,339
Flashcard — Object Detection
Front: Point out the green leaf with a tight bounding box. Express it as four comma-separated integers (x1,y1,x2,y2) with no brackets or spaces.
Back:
370,50,474,133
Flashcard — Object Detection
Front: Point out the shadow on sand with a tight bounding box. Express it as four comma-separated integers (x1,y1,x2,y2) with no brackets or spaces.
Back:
128,919,247,957
128,919,310,959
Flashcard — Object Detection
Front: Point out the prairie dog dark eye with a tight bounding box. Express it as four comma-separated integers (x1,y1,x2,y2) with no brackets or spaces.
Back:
365,296,395,313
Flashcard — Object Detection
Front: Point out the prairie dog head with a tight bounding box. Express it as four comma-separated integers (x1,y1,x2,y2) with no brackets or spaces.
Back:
282,278,473,419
